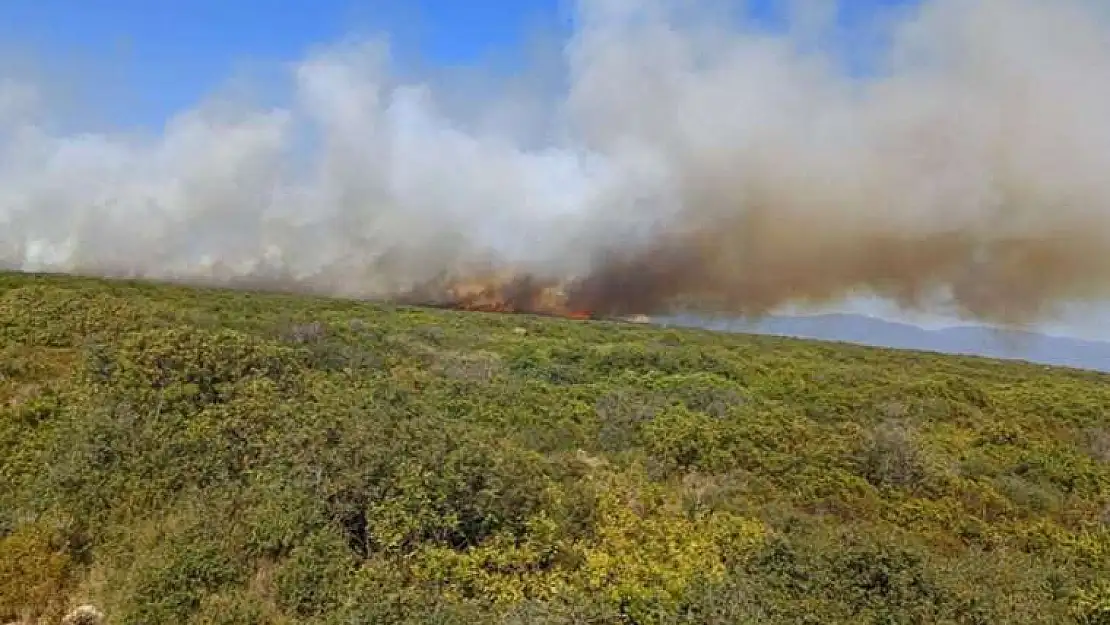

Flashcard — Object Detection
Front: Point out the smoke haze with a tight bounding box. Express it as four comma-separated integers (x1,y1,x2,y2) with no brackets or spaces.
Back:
2,0,1110,325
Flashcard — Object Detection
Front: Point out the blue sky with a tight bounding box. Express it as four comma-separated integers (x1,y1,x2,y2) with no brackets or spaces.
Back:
0,0,569,127
0,0,918,129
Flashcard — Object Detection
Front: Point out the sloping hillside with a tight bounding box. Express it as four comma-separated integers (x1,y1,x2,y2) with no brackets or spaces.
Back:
1,272,1109,625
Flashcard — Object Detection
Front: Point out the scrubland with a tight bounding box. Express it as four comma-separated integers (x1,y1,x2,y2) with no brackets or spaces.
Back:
1,272,1109,624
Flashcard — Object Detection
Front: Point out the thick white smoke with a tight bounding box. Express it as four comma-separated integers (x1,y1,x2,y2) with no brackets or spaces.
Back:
1,0,1110,325
0,39,608,295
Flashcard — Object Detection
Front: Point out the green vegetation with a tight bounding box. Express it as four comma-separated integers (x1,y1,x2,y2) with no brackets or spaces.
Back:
2,271,1110,624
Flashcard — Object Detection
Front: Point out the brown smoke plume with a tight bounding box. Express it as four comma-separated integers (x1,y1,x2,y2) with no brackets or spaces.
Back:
402,225,1110,324
3,0,1110,331
396,0,1110,325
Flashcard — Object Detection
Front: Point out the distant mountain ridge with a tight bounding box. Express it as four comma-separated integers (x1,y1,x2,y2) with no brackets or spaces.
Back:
654,313,1110,373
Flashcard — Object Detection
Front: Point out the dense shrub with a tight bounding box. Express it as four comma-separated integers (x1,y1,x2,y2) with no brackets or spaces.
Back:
1,271,1109,623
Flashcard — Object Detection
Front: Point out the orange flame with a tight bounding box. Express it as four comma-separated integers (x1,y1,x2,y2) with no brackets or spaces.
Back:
399,271,597,320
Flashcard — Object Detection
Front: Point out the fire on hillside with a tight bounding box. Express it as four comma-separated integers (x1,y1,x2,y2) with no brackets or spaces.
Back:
395,272,661,324
397,272,596,320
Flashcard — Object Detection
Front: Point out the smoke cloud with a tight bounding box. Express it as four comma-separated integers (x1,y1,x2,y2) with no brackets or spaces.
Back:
2,0,1110,325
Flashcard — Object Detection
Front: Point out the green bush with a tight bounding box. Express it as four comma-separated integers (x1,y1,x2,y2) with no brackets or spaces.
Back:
1,271,1108,624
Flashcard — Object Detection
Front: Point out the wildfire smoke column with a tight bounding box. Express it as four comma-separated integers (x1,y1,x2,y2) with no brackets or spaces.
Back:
2,0,1110,328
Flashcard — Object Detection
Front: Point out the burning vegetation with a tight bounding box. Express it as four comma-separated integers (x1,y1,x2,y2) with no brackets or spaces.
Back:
397,272,598,320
